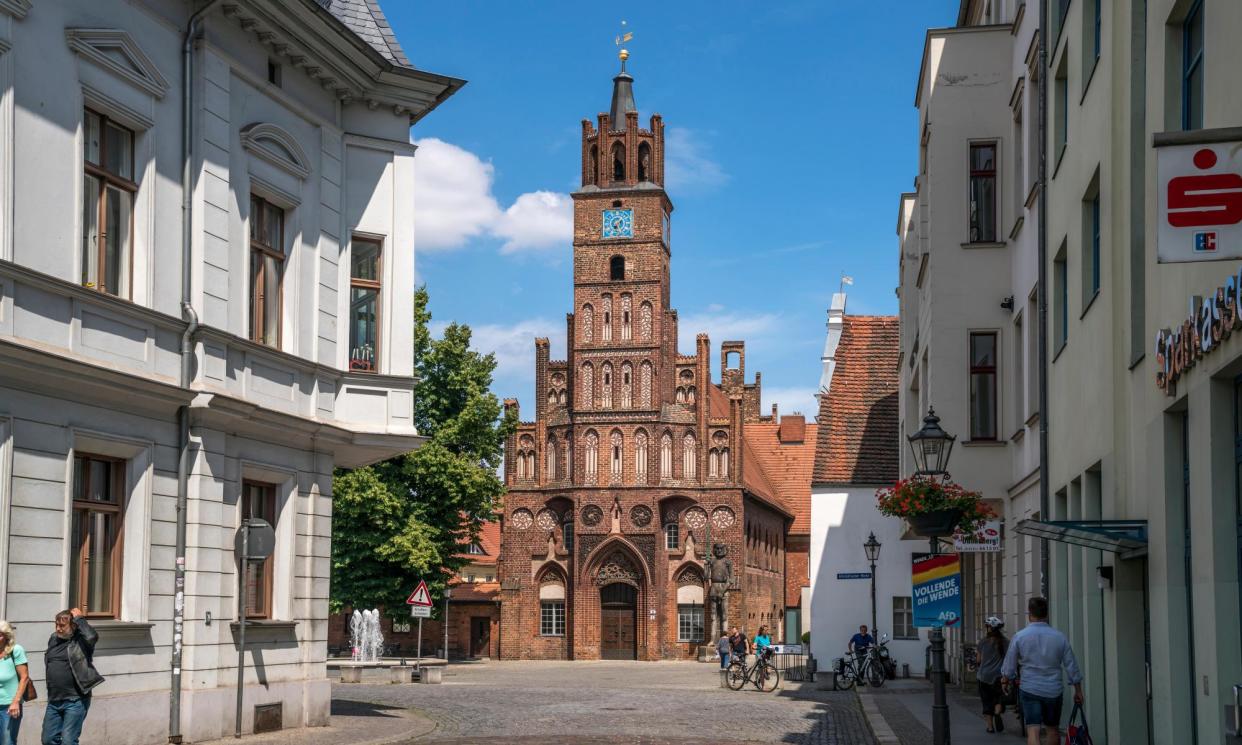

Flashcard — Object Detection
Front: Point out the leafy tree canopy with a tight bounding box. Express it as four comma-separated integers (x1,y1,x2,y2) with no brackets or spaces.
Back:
331,286,515,616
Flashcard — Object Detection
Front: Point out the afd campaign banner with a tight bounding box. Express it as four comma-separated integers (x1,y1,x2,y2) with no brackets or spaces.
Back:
912,553,962,628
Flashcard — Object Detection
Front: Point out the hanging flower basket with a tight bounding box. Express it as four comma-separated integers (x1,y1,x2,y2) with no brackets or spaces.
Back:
875,479,992,536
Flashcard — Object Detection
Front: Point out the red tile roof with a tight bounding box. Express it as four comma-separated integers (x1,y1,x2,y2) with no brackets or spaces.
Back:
742,418,819,535
446,581,500,603
456,521,501,565
705,384,793,519
813,316,900,486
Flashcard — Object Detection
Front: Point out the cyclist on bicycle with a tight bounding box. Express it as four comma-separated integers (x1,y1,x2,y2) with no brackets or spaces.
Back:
753,625,772,657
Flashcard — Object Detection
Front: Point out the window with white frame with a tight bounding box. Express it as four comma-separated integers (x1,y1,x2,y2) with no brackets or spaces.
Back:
540,601,565,636
665,521,679,550
893,596,916,639
677,604,704,642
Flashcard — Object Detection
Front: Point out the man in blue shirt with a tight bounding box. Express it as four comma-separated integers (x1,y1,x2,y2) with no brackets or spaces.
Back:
1000,597,1084,745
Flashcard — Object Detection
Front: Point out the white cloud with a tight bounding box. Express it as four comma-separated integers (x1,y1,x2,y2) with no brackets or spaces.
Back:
412,138,501,250
705,303,725,312
676,311,781,354
762,386,820,419
412,138,573,254
664,127,728,191
465,318,567,384
495,191,575,254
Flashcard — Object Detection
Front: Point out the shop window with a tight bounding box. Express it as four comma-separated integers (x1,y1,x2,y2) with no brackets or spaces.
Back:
82,110,135,298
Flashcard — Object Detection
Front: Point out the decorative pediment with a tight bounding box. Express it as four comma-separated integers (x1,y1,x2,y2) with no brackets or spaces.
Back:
241,123,311,180
595,549,640,587
65,29,168,99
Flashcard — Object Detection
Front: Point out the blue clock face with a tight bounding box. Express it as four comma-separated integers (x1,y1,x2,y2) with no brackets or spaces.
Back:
602,209,634,239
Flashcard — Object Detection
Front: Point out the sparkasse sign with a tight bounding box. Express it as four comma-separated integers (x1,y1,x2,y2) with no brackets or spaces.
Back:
1154,265,1242,396
1157,137,1242,263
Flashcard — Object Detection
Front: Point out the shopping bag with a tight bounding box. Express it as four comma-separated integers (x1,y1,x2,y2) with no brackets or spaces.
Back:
1065,703,1093,745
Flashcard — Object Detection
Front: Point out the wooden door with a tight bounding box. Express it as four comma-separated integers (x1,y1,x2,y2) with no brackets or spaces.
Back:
470,617,491,658
600,583,636,660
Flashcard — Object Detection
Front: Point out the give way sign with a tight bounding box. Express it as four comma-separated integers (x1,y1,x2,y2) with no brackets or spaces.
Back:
407,580,433,607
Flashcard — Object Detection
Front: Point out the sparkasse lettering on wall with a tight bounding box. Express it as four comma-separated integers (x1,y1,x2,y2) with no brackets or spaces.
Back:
1154,265,1242,396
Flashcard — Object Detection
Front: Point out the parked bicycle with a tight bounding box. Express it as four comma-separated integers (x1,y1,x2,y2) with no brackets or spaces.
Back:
726,647,780,692
832,644,887,689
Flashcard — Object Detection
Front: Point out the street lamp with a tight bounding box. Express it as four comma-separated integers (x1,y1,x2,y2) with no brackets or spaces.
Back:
908,407,956,480
907,407,956,745
863,532,881,636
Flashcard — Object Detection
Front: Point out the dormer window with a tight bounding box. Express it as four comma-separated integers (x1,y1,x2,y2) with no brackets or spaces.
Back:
610,255,625,280
468,543,484,555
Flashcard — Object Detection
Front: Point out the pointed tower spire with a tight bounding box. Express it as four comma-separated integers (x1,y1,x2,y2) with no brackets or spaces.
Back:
610,32,636,130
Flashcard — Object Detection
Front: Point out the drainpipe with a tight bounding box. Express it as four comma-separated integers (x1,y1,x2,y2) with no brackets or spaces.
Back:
170,2,220,742
1037,0,1051,601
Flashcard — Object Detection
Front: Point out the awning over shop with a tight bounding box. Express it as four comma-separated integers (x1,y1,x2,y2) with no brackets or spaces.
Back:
1014,520,1148,560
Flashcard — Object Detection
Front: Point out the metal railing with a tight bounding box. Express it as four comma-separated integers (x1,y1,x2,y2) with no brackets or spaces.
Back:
769,651,810,681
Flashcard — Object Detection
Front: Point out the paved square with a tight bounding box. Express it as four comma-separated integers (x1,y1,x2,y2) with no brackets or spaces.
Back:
333,660,876,744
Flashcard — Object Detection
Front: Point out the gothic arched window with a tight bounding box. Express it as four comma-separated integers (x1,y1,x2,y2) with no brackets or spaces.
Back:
660,432,673,479
620,361,633,408
546,435,558,480
580,363,594,410
612,142,625,181
639,301,652,341
620,293,632,339
683,432,697,479
601,362,613,408
601,295,613,342
709,449,720,478
585,430,599,484
588,144,598,186
635,429,648,482
611,256,626,281
639,361,653,409
581,304,594,344
637,142,651,182
610,430,623,482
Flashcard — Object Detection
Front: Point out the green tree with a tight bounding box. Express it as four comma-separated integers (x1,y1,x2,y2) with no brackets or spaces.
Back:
331,286,515,615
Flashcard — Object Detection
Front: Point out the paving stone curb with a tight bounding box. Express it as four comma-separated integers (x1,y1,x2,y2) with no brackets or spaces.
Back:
855,686,901,745
194,698,437,745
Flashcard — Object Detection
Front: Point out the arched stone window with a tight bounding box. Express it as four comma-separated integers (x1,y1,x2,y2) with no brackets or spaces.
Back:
620,294,632,340
546,435,558,480
635,429,648,481
639,361,653,409
562,440,571,479
612,141,625,181
601,362,613,408
585,430,599,484
601,295,613,342
660,432,673,479
683,432,697,479
686,386,696,404
620,361,633,408
709,449,720,478
517,434,535,480
711,431,730,479
637,141,651,182
588,144,598,186
580,363,594,410
611,256,626,281
639,301,653,341
610,430,623,482
719,447,729,478
581,304,594,344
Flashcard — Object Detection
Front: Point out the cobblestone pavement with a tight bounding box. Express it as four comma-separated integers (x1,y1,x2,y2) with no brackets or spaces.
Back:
331,660,878,744
862,680,1025,745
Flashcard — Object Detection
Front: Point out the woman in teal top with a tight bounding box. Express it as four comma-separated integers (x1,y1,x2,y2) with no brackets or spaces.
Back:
753,625,772,655
0,620,28,745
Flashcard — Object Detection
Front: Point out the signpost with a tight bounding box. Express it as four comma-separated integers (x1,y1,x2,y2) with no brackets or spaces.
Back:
234,518,275,739
407,580,434,672
836,572,873,580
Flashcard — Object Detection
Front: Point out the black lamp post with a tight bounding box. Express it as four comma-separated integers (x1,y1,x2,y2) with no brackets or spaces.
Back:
863,532,881,636
907,407,957,745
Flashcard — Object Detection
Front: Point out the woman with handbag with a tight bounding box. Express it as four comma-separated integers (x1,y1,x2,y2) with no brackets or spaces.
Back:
0,620,30,745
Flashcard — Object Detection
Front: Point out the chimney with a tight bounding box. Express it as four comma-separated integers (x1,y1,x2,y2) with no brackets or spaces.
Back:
819,293,848,396
778,414,806,444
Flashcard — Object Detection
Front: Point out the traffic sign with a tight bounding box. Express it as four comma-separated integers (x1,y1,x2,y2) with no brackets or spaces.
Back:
407,580,433,607
411,605,431,618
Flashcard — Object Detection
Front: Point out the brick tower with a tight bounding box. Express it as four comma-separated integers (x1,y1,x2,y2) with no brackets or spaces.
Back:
497,51,793,661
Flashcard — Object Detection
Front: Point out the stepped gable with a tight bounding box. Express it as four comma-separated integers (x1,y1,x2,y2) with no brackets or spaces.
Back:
813,316,900,485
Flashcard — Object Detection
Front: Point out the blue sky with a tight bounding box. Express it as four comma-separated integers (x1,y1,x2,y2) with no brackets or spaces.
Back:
387,1,953,418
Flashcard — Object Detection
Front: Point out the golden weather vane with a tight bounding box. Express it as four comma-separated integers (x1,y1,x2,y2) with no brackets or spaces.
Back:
614,20,634,70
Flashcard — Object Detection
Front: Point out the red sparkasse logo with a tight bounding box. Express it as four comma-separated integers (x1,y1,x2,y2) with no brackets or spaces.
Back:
1167,148,1242,228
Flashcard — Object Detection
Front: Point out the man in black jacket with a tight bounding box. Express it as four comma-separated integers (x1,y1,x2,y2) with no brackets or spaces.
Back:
41,608,103,745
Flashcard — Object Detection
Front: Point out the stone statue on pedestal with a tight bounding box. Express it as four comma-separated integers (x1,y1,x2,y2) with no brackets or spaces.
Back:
704,542,732,640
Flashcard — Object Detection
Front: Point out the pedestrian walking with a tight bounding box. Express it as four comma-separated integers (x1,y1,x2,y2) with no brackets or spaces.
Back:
976,616,1009,734
716,632,732,670
1000,597,1084,745
0,620,29,745
41,608,103,745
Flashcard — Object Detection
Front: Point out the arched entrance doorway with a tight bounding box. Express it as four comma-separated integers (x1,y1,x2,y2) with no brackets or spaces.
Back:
600,582,636,660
